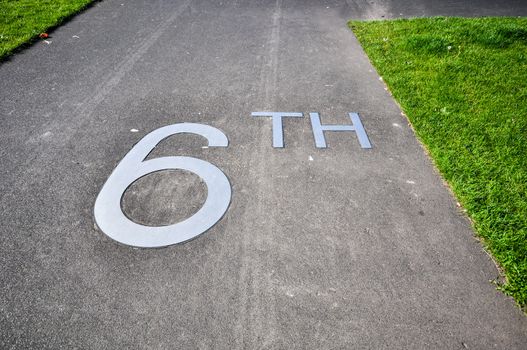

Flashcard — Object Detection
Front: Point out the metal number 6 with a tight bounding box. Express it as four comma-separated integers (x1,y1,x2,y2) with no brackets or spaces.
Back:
94,123,231,248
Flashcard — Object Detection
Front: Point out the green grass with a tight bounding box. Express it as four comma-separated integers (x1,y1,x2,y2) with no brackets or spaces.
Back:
0,0,94,60
349,17,527,308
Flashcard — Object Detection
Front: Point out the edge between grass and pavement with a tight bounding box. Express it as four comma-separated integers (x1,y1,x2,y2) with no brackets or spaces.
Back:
349,17,527,309
0,0,96,61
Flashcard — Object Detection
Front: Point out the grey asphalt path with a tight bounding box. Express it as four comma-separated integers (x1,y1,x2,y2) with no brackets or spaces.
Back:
1,0,526,349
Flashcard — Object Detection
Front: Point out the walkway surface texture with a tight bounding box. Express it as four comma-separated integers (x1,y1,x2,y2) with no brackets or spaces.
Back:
1,0,527,348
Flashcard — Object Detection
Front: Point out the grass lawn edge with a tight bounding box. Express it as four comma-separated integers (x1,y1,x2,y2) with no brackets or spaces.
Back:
0,0,99,62
349,16,527,310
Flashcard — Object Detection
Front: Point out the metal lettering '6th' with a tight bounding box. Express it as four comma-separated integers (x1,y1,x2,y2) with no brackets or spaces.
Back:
94,112,372,248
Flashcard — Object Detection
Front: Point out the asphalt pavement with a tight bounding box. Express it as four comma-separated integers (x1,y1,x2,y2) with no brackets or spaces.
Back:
1,0,527,349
